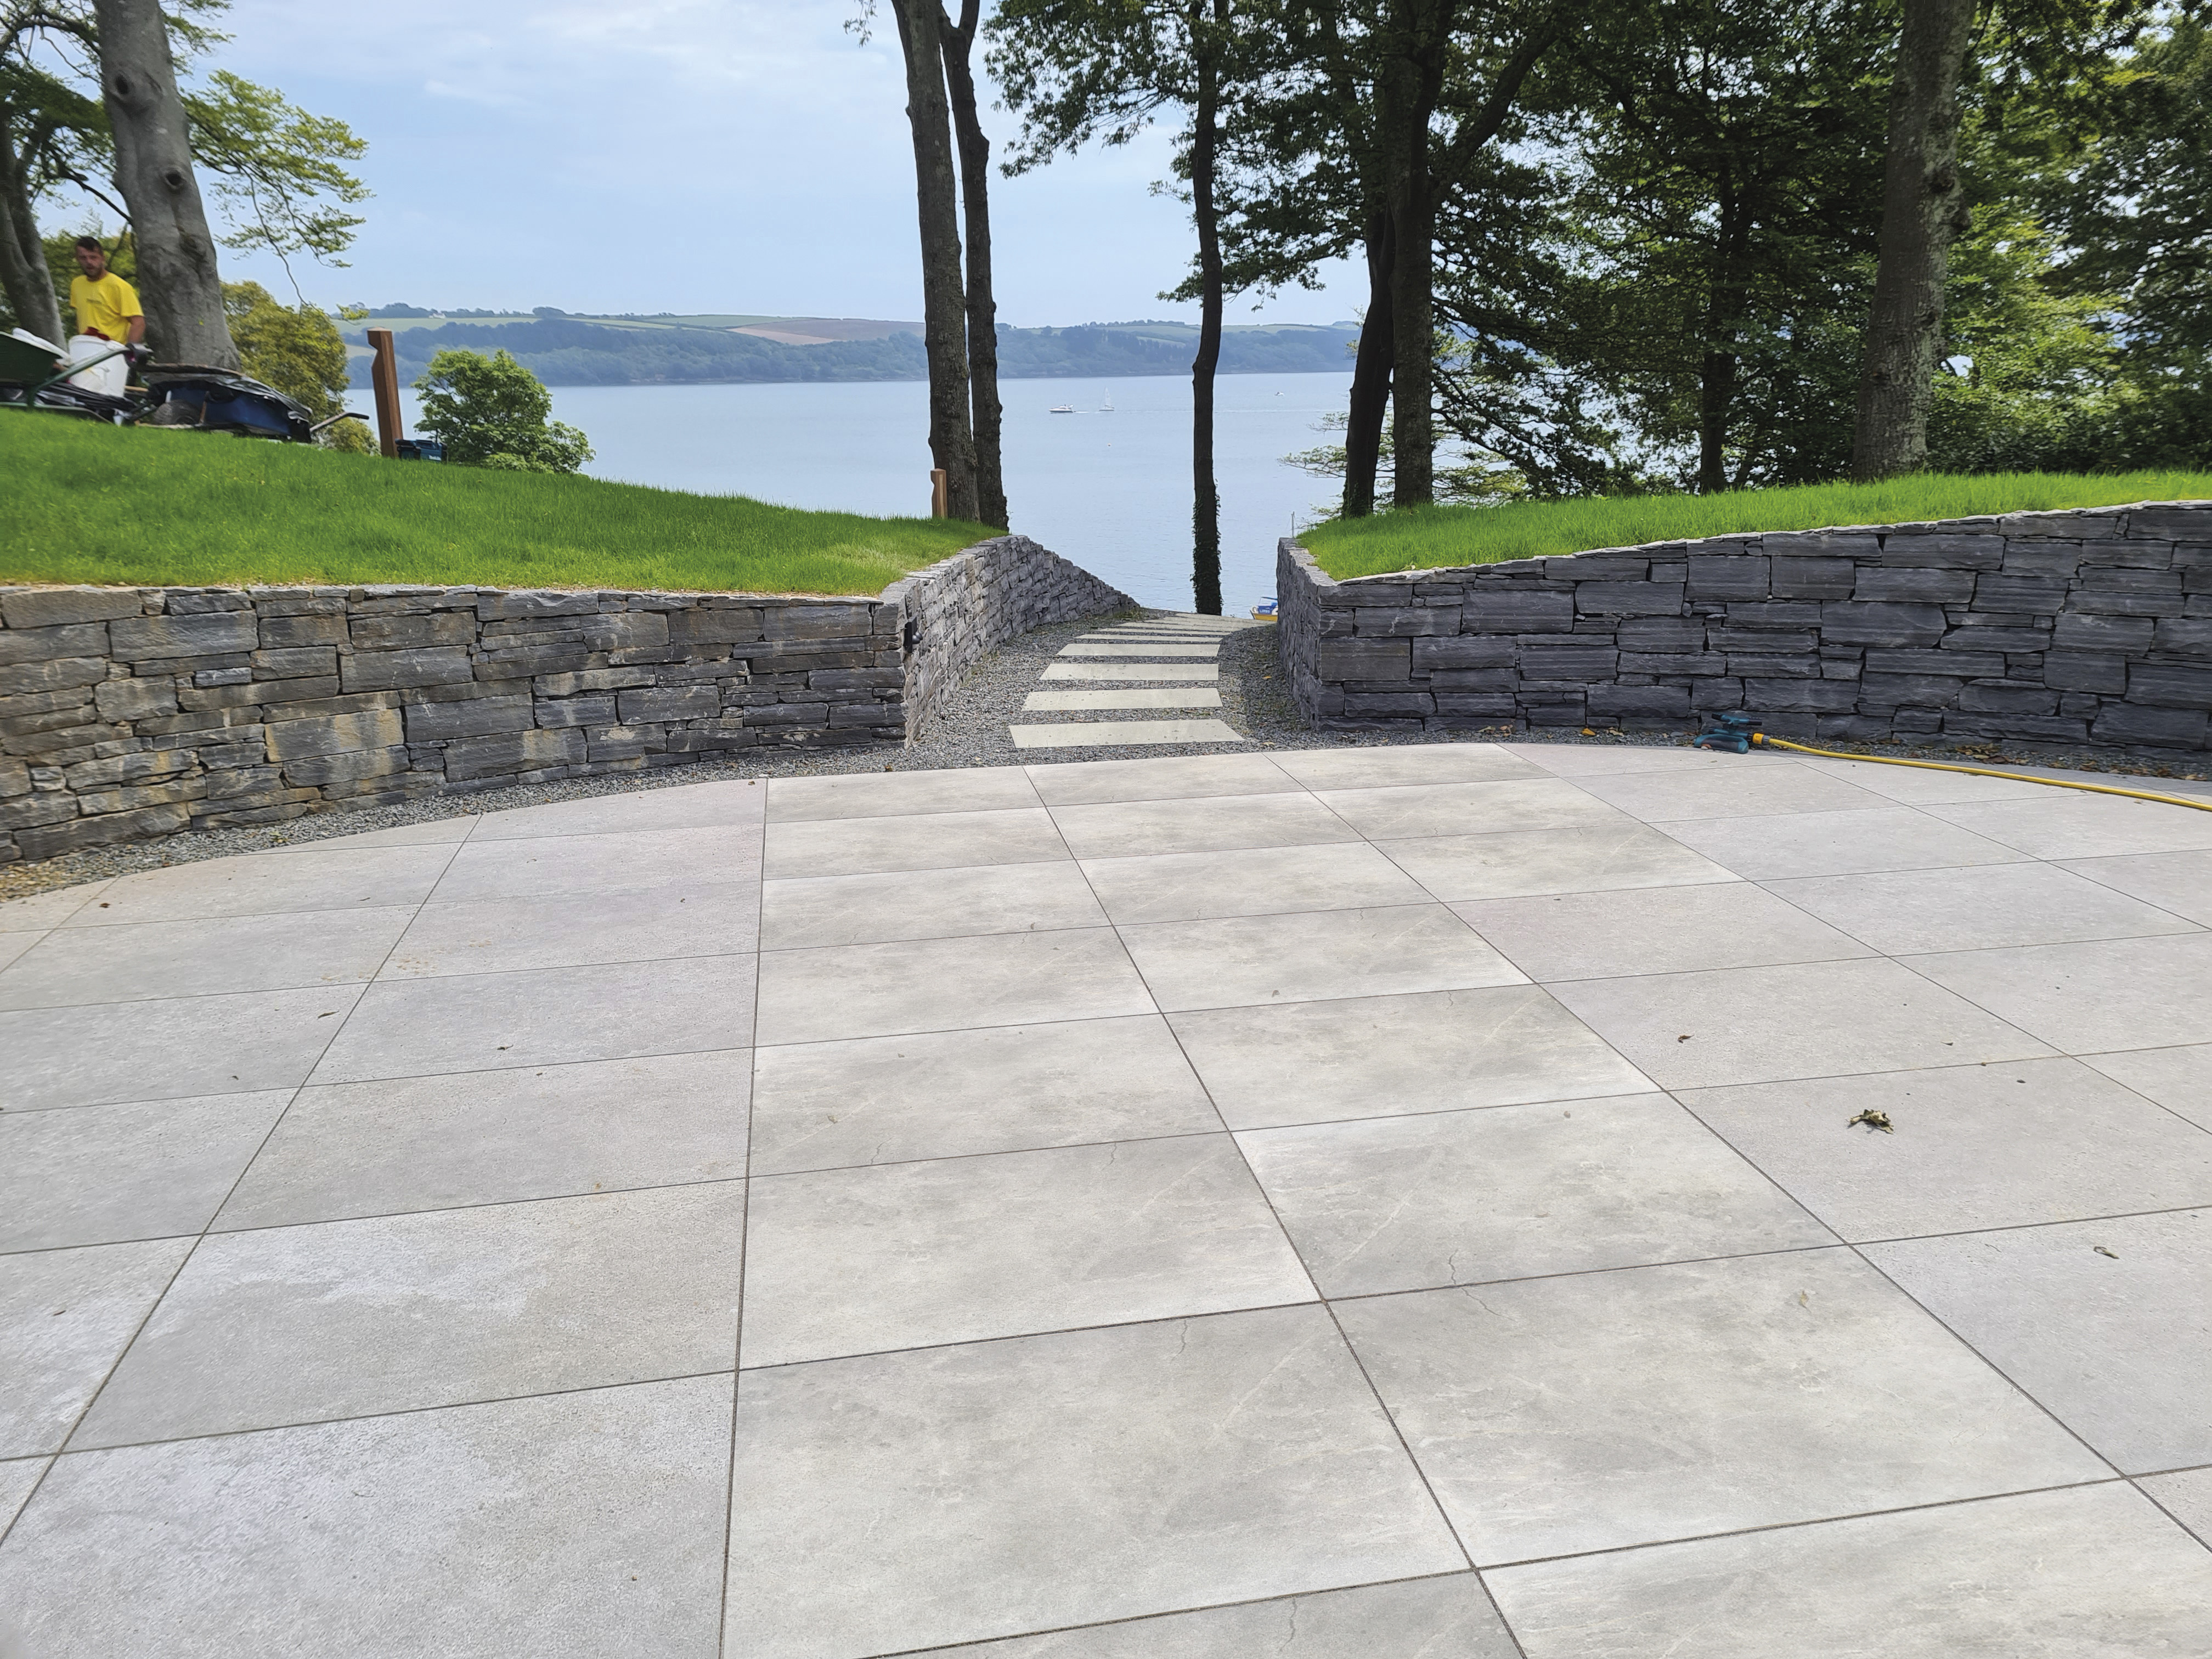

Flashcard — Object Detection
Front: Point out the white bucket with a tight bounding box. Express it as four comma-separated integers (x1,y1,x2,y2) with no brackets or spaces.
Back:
68,335,128,397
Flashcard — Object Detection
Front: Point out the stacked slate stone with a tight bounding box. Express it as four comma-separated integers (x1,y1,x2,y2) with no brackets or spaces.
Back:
1277,503,2212,754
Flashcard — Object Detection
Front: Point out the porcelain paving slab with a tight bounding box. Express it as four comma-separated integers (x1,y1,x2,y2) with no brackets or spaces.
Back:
1680,1059,2212,1238
214,1052,748,1231
760,861,1105,949
1023,687,1223,710
740,1136,1313,1367
725,1305,1466,1658
1924,793,2212,859
1039,661,1221,681
1009,719,1248,749
1334,1249,2109,1564
428,823,760,903
312,955,754,1083
71,1182,747,1449
2143,1467,2212,1546
1,1091,291,1251
1452,882,1873,981
3,985,360,1110
754,927,1150,1045
0,932,36,973
0,907,412,1009
2061,849,2212,924
1764,861,2200,954
1240,1094,1830,1299
1024,751,1291,805
1575,765,1896,822
763,806,1066,879
58,847,447,925
1120,904,1524,1013
1864,1209,2212,1473
0,880,109,931
1051,791,1357,859
767,768,1043,822
256,817,475,854
1079,842,1431,924
1660,806,2032,879
0,1239,189,1458
1316,779,1628,841
2081,1043,2212,1131
1267,744,1546,790
383,885,760,978
1484,1483,2212,1659
1379,822,1739,901
1502,744,1750,777
1795,755,2073,805
0,1456,42,1532
1550,957,2052,1089
1169,986,1652,1130
1058,644,1221,657
749,1015,1217,1175
0,1375,732,1659
470,777,765,839
1906,932,2212,1052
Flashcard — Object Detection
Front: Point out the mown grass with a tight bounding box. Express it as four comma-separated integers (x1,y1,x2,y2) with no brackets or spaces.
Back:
1302,472,2212,579
0,413,989,594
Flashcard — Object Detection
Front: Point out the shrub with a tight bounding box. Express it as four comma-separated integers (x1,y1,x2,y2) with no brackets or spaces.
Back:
411,347,593,473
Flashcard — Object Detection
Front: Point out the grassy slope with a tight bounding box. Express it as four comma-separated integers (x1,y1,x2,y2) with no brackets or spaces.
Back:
0,415,988,595
1303,472,2212,580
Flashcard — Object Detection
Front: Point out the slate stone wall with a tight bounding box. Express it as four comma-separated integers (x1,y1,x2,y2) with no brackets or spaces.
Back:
0,534,1128,862
1277,501,2212,754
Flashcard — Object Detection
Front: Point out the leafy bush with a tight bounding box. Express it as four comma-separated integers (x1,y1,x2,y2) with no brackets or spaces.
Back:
224,281,350,421
411,348,593,472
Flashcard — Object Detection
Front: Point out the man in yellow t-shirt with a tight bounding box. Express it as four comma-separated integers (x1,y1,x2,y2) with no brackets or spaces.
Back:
66,236,144,396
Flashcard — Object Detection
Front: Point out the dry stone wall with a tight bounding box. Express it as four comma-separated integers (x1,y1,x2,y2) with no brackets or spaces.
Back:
0,534,1130,862
1278,501,2212,755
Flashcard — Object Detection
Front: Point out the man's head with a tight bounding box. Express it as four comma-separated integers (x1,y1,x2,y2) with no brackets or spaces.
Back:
72,236,107,279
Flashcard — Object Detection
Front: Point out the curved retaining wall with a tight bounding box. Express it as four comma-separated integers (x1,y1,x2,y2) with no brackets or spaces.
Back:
0,533,1131,862
1278,501,2212,753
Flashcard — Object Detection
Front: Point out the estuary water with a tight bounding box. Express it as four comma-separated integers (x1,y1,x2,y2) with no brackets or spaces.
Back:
397,370,1353,612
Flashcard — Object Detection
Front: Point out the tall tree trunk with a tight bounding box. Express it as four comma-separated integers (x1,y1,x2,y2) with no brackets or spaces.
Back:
92,0,236,367
1381,0,1453,510
1850,0,1977,481
0,128,64,345
888,0,979,521
1188,0,1226,615
941,0,1007,530
1342,204,1395,518
1697,185,1750,493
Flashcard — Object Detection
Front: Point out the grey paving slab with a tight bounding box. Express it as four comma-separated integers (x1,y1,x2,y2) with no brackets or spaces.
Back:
1170,986,1652,1130
763,806,1066,879
0,1454,43,1533
1864,1209,2212,1474
215,1052,748,1231
0,907,412,1010
1379,823,1739,901
1502,744,1750,777
257,816,475,854
1765,861,2200,954
922,1573,1520,1658
432,823,762,902
2062,848,2212,925
1906,933,2212,1053
72,1182,747,1448
750,1015,1216,1175
0,932,35,973
1549,957,2052,1089
0,1239,188,1458
1024,751,1290,805
2082,1043,2212,1131
1009,719,1248,749
471,776,765,839
1680,1059,2212,1239
1661,805,2033,879
2142,1466,2212,1547
741,1136,1312,1367
312,955,754,1084
1039,661,1221,681
754,928,1150,1046
1,1091,291,1251
383,885,760,978
1058,643,1220,657
760,861,1105,949
1796,754,2072,804
2,985,360,1110
725,1305,1466,1658
0,879,108,931
767,767,1043,822
1923,793,2212,859
60,846,449,925
0,1376,731,1659
1080,842,1431,925
1575,764,1896,823
1240,1094,1830,1299
1335,1249,2109,1565
1120,904,1525,1013
1316,779,1629,842
1051,791,1356,859
1267,743,1547,791
1024,687,1223,710
1484,1483,2212,1659
1453,882,1874,981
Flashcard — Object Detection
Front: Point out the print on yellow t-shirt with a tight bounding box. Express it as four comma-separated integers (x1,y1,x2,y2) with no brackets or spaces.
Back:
69,272,142,342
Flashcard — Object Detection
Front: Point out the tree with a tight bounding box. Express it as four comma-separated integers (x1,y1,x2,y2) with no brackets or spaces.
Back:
413,348,593,473
0,1,95,342
939,0,1008,529
223,278,344,416
185,69,369,283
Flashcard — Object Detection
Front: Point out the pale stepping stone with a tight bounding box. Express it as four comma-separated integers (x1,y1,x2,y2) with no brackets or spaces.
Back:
1024,688,1223,711
1041,662,1220,681
1009,720,1248,749
1059,644,1220,658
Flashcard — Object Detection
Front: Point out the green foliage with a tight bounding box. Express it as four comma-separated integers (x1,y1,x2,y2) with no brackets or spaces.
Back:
317,414,374,455
411,348,594,473
222,280,348,419
0,413,986,592
184,70,370,268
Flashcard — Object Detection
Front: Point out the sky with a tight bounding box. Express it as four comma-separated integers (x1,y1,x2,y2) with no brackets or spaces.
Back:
48,0,1361,328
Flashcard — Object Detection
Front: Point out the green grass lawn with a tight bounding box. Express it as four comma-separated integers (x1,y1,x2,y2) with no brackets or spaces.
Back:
1,413,990,595
1303,472,2212,580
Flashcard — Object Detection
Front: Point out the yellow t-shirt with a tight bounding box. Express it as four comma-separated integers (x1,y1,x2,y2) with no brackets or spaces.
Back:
69,272,142,342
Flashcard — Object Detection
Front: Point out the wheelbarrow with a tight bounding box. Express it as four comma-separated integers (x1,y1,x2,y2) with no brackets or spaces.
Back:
0,329,138,422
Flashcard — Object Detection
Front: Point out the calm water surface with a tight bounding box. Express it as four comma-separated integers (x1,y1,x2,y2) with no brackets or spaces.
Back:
402,371,1351,612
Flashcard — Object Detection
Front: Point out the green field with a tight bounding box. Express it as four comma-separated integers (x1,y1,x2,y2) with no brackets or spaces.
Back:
0,415,989,594
1303,473,2212,579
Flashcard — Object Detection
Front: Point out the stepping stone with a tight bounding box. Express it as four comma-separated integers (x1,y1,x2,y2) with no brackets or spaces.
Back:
1008,719,1248,749
1024,688,1223,710
1059,644,1220,658
1040,662,1220,681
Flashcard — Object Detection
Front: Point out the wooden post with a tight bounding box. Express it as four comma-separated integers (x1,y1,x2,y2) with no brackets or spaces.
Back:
366,328,402,459
930,468,949,518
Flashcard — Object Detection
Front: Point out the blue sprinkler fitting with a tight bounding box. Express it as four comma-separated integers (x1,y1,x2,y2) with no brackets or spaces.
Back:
1691,713,1762,754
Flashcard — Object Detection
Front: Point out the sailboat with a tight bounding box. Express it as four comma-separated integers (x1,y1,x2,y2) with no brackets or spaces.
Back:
1099,391,1114,413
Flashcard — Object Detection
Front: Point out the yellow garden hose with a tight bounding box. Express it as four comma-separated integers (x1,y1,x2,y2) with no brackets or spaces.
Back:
1745,731,2212,814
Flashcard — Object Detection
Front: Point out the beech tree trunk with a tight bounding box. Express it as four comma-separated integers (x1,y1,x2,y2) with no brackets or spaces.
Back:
0,131,64,345
1342,204,1396,518
1188,0,1227,615
888,0,979,520
940,0,1008,530
1380,0,1453,510
1697,184,1751,493
1850,0,1977,480
92,0,236,366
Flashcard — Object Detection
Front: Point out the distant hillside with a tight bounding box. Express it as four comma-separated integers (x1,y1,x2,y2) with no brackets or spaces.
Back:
341,310,1357,388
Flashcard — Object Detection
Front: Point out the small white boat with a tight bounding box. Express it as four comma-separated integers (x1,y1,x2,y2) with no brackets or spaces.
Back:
1049,403,1076,414
1099,398,1114,413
